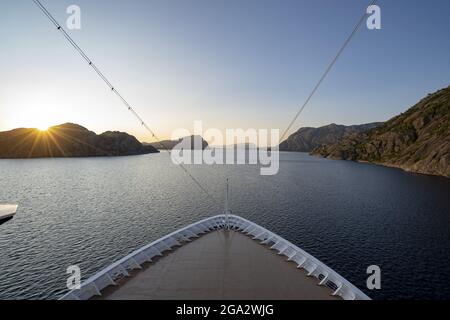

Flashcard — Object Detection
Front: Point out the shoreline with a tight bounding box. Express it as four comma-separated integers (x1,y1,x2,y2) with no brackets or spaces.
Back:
310,153,449,179
0,152,160,160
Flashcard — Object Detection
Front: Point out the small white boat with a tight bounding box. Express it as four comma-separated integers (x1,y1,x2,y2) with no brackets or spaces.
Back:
0,204,18,224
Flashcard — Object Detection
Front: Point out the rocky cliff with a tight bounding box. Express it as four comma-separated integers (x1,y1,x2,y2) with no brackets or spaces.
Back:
279,122,382,152
312,86,450,177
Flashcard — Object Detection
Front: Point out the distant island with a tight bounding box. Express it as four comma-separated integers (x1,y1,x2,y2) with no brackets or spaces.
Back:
144,135,208,150
310,86,450,177
0,123,159,158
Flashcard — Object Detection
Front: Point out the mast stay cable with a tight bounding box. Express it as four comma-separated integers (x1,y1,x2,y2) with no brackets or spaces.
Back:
33,0,377,205
280,0,377,143
32,0,217,203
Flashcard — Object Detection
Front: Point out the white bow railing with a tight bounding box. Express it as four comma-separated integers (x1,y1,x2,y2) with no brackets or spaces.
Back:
60,214,370,300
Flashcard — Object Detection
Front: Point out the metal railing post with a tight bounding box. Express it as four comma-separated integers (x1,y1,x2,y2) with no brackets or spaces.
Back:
225,178,229,229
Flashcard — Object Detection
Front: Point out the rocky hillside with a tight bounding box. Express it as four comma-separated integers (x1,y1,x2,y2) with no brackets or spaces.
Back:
0,123,159,158
312,86,450,177
279,122,382,152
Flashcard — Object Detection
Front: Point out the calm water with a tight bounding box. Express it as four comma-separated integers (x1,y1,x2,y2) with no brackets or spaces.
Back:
0,152,449,300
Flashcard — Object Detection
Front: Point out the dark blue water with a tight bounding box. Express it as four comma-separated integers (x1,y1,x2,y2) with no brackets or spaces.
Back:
0,152,449,299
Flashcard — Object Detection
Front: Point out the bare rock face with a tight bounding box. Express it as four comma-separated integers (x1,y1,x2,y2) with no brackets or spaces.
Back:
312,86,450,178
0,123,159,158
279,123,382,152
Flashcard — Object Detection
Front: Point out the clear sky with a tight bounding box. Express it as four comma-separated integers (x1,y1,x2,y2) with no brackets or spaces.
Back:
1,0,449,142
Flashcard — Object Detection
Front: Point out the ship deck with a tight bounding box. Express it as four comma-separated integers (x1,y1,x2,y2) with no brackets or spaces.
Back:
96,230,338,300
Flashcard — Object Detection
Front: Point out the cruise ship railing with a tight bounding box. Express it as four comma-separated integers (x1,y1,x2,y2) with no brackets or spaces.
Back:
60,214,370,300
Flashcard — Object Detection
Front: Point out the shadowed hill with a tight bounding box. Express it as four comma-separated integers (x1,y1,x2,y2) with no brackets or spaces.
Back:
0,123,159,158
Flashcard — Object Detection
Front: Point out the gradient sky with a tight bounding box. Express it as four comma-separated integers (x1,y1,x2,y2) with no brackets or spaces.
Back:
1,0,449,142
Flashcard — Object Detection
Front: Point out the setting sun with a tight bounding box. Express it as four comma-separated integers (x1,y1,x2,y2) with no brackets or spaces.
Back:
37,125,50,132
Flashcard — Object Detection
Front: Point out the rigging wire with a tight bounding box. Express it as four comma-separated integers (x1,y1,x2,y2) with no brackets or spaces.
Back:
32,0,217,203
279,0,377,143
33,0,377,204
